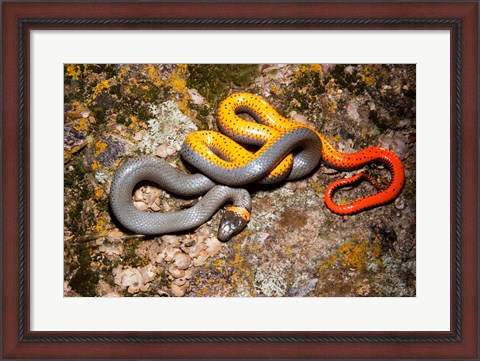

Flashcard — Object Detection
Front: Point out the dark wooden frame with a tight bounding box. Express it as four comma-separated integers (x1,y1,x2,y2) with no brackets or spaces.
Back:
1,1,478,360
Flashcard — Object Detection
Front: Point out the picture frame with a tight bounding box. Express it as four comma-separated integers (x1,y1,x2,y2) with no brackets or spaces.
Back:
1,1,478,360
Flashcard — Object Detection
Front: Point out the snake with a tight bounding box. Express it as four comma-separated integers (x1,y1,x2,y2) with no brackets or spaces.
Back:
110,92,405,240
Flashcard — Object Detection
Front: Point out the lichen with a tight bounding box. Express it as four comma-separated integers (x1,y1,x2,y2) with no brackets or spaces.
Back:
253,260,290,296
136,100,198,154
319,235,384,273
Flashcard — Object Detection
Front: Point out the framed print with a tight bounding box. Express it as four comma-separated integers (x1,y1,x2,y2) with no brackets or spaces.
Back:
1,1,478,360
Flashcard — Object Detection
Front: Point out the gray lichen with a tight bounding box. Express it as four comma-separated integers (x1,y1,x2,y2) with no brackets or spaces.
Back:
136,101,198,154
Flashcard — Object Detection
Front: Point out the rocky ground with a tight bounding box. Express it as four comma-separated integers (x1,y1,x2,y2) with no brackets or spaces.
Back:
64,64,416,297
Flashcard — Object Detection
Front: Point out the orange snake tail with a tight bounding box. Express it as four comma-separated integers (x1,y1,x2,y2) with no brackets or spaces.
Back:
321,139,405,215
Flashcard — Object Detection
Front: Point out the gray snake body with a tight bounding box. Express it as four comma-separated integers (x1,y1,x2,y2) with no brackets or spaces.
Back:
109,157,252,241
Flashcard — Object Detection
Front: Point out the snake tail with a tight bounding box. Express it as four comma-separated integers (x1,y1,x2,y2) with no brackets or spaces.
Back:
323,147,405,214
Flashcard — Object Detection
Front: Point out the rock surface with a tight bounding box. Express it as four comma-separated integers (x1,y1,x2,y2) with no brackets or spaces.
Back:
64,64,416,297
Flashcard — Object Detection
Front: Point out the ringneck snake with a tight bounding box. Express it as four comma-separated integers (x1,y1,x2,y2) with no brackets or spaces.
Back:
110,92,405,239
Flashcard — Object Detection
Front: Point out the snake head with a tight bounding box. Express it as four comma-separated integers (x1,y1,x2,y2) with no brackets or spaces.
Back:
217,206,251,242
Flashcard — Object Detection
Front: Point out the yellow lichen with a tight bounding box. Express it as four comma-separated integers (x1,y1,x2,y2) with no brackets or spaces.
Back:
94,188,104,199
65,64,91,80
170,65,188,88
319,236,383,272
73,118,90,132
308,179,324,196
299,64,323,74
117,65,129,80
327,101,338,113
270,85,281,96
211,259,226,269
91,160,100,171
94,218,105,233
165,65,190,114
339,240,368,271
332,134,342,143
93,140,108,157
66,64,82,80
337,196,351,206
359,65,380,87
319,250,340,271
91,80,110,100
310,64,323,73
146,64,163,87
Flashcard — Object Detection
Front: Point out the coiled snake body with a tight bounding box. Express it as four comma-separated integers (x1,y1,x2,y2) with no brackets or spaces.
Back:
110,92,405,240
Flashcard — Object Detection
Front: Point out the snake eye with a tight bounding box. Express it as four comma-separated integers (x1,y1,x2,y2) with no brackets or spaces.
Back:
217,207,250,241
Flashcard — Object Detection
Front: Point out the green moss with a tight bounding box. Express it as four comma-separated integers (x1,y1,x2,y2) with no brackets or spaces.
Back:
65,160,89,235
156,268,171,289
69,237,99,296
64,89,84,104
66,200,84,235
89,64,118,78
115,113,127,125
64,159,87,188
122,238,145,267
187,64,260,105
109,84,122,97
144,83,160,103
96,198,110,213
368,110,384,130
90,103,106,126
188,104,212,130
137,104,153,122
69,262,99,297
286,69,326,112
321,64,368,95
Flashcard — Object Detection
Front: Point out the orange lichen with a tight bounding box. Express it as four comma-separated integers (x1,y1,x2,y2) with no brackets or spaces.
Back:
321,93,338,113
327,102,338,113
